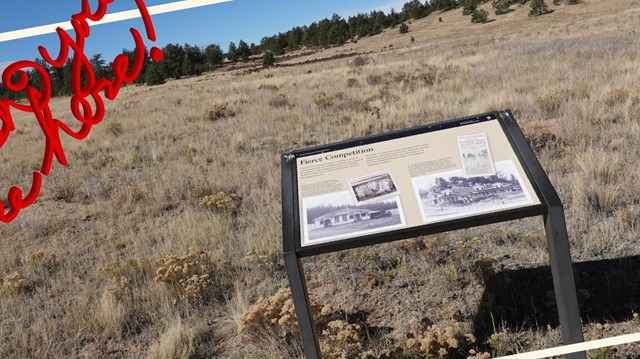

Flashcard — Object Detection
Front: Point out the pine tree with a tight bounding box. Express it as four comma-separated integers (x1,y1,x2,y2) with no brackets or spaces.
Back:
237,40,251,62
204,44,223,70
227,42,238,62
160,43,185,79
399,22,409,34
462,0,479,16
529,0,550,16
144,62,165,85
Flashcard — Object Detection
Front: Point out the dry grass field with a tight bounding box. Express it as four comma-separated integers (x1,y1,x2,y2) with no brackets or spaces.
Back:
1,0,640,357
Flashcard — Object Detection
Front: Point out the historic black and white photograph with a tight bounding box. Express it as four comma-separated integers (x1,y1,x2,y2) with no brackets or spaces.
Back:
412,160,534,224
302,191,406,244
349,171,399,203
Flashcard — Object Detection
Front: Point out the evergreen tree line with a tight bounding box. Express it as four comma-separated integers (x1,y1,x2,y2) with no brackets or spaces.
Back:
1,0,544,98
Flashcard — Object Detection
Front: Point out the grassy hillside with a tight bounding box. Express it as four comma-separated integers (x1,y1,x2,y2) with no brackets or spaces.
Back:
1,0,640,357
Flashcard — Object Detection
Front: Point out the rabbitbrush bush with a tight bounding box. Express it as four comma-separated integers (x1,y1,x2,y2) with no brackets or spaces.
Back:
198,191,242,212
154,250,231,303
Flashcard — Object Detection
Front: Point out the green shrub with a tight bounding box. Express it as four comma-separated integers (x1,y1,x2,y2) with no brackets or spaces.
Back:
529,0,550,16
262,51,275,67
492,0,511,15
471,9,489,23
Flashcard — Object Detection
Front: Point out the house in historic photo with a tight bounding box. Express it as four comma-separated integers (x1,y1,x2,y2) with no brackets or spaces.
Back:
428,181,522,206
310,208,375,229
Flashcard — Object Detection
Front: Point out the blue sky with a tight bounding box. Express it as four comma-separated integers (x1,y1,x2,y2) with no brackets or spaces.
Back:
0,0,406,73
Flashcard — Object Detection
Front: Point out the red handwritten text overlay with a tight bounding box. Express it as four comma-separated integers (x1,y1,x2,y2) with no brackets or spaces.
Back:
0,0,163,223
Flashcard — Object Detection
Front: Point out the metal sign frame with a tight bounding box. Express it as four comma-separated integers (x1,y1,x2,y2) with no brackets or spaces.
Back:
281,109,585,359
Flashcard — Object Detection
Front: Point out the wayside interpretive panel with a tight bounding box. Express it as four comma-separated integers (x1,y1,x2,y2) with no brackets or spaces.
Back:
289,112,541,250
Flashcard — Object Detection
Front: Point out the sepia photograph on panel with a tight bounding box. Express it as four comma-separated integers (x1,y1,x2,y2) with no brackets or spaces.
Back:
457,133,495,177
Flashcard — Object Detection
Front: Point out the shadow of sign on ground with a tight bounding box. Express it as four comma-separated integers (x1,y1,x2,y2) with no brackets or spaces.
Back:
473,255,640,342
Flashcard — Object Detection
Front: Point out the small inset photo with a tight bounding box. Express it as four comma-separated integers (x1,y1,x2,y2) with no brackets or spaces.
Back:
457,133,495,177
348,171,399,204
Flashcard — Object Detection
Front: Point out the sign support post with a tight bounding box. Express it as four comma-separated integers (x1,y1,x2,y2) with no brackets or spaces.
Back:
282,110,585,359
283,251,321,359
501,110,585,358
544,207,585,359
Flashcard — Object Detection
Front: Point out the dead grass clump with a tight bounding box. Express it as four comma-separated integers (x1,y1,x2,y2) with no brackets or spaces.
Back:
258,84,279,92
146,320,194,359
535,91,565,115
620,205,639,228
393,71,409,84
50,180,78,202
268,94,291,108
99,258,148,285
572,148,621,214
366,71,393,86
603,88,631,107
313,91,370,113
105,121,124,136
154,250,231,303
242,250,284,273
1,271,31,295
415,71,436,86
97,259,153,337
573,179,620,215
92,152,116,169
313,91,345,109
203,103,235,121
97,289,128,338
535,85,589,116
21,250,61,274
347,78,360,88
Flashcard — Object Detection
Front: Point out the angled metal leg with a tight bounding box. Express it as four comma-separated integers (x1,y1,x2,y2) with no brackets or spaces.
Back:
284,251,321,359
544,205,586,359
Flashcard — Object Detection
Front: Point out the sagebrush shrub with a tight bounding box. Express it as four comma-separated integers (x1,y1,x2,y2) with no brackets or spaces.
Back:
523,125,563,152
106,121,124,136
352,56,368,68
268,94,291,108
